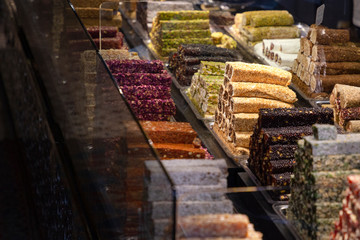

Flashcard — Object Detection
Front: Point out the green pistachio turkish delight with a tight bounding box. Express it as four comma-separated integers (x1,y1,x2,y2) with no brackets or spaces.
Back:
160,38,213,49
199,61,226,75
157,19,210,31
156,10,209,21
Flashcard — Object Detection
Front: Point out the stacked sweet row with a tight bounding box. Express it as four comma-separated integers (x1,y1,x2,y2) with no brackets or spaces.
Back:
144,159,262,240
261,38,300,69
330,84,360,133
149,11,213,57
169,44,241,86
136,1,194,32
332,175,360,239
106,59,175,121
187,61,225,118
288,125,360,239
72,0,122,27
292,25,360,98
213,62,296,156
87,26,125,50
140,121,210,160
233,10,299,47
248,108,334,200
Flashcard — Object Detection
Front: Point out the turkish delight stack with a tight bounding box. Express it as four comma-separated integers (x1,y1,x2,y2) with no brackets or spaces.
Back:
186,61,225,118
291,25,360,99
213,62,297,156
140,121,211,160
143,159,233,239
248,108,334,200
168,44,242,86
149,11,213,57
136,1,194,32
86,26,126,50
288,125,360,240
72,0,122,27
332,175,360,240
330,84,360,133
261,38,300,69
211,32,237,49
106,59,176,121
99,49,139,61
233,10,299,47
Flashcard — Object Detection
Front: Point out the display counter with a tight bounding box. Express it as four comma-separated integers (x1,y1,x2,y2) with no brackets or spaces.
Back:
1,0,360,239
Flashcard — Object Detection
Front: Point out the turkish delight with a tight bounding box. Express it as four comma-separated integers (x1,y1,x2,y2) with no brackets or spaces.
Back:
106,59,164,73
121,85,171,100
230,97,293,113
113,72,172,86
129,99,176,115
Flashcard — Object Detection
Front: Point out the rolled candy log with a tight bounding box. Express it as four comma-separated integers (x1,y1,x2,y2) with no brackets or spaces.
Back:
230,97,293,113
309,28,350,45
345,120,360,132
267,159,295,174
275,52,298,68
113,72,172,86
337,84,360,108
309,61,360,75
310,74,360,93
263,38,300,54
340,107,360,121
178,44,241,59
140,121,197,144
262,144,298,161
312,45,360,62
231,113,259,132
121,85,171,100
262,126,314,145
227,82,297,103
242,26,299,42
225,62,292,86
241,10,291,26
249,12,294,27
232,132,252,148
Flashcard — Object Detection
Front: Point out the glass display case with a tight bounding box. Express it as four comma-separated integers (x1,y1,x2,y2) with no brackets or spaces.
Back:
1,0,360,239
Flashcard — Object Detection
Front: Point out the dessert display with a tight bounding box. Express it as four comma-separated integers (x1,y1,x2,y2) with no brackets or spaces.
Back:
213,62,297,157
232,10,299,47
136,1,194,32
330,84,360,133
248,108,334,200
106,59,175,121
332,174,360,239
87,26,125,49
186,61,225,119
291,25,360,99
255,38,300,69
72,0,122,27
140,121,210,160
169,44,242,86
288,125,360,239
149,11,213,57
144,159,232,239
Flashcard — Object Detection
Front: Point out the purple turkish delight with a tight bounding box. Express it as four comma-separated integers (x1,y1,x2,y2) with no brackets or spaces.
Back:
113,72,172,87
129,99,176,115
121,85,171,100
106,59,164,74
